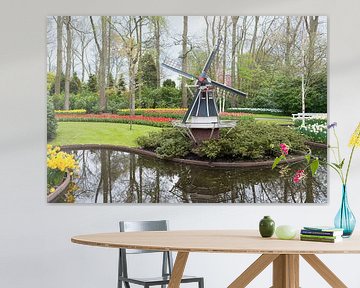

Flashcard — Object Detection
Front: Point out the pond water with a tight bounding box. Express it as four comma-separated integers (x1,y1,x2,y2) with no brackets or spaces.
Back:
54,148,327,204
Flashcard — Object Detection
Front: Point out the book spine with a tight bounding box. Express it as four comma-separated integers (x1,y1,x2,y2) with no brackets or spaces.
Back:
300,237,337,243
300,234,337,240
301,230,336,236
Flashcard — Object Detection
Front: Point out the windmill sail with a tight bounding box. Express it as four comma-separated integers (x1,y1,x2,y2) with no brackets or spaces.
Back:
211,80,247,97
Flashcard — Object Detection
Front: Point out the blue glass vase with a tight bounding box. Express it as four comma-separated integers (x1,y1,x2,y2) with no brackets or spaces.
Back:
334,185,356,237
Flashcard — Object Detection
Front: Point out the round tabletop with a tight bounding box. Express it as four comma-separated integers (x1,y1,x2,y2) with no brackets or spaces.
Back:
71,230,360,254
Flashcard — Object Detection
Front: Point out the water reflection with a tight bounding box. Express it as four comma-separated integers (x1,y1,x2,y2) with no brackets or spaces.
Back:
54,148,327,204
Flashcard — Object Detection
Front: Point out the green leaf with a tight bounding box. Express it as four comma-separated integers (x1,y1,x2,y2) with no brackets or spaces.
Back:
310,158,319,176
332,159,345,169
339,158,345,169
304,154,311,164
272,155,285,169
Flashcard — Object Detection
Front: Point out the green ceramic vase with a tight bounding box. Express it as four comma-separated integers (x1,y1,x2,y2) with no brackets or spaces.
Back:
259,216,275,238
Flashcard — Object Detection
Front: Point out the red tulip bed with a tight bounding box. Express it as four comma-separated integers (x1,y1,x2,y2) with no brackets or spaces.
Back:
56,109,253,128
56,113,174,127
118,108,187,119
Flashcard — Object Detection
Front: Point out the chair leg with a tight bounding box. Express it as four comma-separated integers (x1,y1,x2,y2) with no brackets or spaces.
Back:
199,278,204,288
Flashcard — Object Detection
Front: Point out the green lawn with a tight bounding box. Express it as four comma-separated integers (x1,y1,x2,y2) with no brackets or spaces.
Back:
252,114,293,125
49,122,161,147
252,114,292,119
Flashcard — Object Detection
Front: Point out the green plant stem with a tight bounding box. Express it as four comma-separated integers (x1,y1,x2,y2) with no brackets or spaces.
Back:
332,128,346,183
345,145,356,185
333,128,342,164
319,160,344,183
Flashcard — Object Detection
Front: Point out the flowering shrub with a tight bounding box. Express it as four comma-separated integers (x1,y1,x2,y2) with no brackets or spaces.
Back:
56,113,173,127
293,118,327,127
294,117,327,143
47,145,78,194
227,107,284,115
296,123,327,143
55,109,86,114
218,112,253,119
138,118,307,160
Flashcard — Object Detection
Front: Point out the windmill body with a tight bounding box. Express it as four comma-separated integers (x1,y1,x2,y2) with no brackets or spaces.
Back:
162,38,247,143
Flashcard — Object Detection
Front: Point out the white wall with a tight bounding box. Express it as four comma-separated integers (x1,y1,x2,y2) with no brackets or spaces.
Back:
1,0,360,287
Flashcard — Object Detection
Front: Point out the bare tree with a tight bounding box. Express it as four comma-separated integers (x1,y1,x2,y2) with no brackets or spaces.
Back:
204,16,211,54
107,16,112,86
55,16,63,95
285,16,302,67
90,16,108,112
64,16,72,110
111,16,142,115
304,16,319,79
181,16,188,108
250,16,260,57
222,16,228,83
149,17,163,88
231,16,239,88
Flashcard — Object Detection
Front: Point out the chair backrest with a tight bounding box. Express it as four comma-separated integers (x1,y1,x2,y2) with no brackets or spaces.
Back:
119,220,168,254
118,220,173,281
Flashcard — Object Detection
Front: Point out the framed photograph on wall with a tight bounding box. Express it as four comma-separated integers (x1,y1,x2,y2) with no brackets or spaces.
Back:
46,16,327,204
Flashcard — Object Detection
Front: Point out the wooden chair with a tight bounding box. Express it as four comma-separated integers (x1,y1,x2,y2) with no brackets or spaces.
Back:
118,220,204,288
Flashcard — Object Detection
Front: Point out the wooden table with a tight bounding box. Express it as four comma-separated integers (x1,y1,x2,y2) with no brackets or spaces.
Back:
71,230,360,288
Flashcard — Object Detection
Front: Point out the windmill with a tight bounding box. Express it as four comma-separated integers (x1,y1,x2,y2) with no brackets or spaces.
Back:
162,38,247,143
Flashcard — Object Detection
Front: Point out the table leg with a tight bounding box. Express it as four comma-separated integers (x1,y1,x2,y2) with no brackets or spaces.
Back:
301,254,347,288
272,254,299,288
168,252,189,288
228,254,279,288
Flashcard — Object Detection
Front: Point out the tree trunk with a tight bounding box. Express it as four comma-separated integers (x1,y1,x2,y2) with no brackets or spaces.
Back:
230,16,239,106
250,16,259,57
155,18,161,88
181,16,188,108
231,16,239,88
222,16,228,83
107,16,112,87
64,16,72,110
285,17,292,66
129,60,136,115
137,16,143,103
99,16,108,112
55,16,63,95
90,16,108,112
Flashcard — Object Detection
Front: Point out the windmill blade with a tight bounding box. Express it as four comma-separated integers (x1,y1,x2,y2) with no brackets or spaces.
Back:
211,80,247,97
202,37,222,74
161,63,197,80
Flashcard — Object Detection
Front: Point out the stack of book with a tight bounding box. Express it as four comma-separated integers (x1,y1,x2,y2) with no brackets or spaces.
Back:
300,226,344,243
